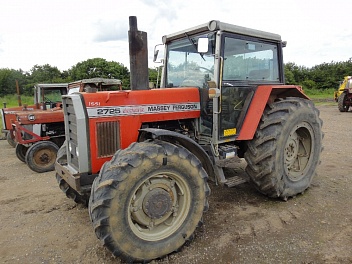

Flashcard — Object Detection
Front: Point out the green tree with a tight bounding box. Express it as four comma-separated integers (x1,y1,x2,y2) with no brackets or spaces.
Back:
0,68,27,96
23,64,67,95
148,68,159,88
28,64,63,83
69,58,130,89
284,64,295,84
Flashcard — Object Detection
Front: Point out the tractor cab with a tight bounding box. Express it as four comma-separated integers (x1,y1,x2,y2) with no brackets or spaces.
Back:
156,21,285,145
35,83,69,110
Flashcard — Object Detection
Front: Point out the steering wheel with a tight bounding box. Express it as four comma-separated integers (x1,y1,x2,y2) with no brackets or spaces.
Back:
196,66,213,74
44,97,53,104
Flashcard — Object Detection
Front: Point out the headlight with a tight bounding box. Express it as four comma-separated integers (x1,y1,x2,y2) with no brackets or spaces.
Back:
28,114,36,121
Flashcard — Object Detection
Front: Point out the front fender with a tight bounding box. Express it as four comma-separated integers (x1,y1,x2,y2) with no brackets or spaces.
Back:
138,128,216,182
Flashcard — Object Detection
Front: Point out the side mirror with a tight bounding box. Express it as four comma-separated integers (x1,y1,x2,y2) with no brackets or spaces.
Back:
197,38,209,53
153,50,159,62
153,44,164,63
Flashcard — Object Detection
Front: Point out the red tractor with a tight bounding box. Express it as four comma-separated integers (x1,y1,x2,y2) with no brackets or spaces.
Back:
1,83,68,147
55,17,323,262
12,79,122,173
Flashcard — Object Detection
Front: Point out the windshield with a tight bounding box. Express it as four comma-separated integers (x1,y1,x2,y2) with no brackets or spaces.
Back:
43,89,63,102
223,37,280,82
165,34,215,88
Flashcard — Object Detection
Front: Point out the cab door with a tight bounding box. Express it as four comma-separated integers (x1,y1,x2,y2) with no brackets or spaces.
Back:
215,33,281,141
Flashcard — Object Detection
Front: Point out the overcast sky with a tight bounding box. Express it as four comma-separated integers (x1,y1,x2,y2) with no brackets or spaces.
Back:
0,0,351,72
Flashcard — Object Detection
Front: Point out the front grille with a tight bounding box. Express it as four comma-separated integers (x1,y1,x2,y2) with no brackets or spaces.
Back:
96,121,120,157
65,97,79,169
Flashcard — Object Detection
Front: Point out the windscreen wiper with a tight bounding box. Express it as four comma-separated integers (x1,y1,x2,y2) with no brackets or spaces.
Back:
184,33,205,61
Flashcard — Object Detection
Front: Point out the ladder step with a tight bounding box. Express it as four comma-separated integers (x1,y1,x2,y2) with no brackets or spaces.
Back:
224,176,247,188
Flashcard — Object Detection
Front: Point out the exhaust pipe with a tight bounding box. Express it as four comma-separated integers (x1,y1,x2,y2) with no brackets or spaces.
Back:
129,16,149,90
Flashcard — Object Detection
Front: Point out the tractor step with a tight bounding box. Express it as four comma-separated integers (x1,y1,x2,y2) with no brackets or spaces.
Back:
224,176,247,188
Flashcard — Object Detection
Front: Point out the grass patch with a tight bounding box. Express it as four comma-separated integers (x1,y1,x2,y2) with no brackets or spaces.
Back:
304,88,335,100
0,94,34,108
0,95,35,136
303,88,337,106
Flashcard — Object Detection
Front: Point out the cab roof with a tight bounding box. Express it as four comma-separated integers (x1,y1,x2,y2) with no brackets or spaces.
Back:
162,20,282,44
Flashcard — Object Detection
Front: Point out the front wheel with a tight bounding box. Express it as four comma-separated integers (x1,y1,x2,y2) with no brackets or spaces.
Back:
25,141,59,173
244,98,323,199
7,131,16,148
88,140,210,262
15,143,29,162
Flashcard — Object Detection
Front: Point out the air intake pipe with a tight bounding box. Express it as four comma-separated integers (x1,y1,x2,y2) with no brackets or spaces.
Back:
129,16,149,90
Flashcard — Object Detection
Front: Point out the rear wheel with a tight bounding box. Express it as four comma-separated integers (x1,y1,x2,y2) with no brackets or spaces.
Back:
6,131,16,148
338,93,349,112
244,98,323,199
88,140,210,262
15,143,29,162
25,141,59,173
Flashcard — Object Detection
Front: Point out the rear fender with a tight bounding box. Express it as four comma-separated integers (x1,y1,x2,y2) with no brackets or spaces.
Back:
237,85,309,140
138,128,216,181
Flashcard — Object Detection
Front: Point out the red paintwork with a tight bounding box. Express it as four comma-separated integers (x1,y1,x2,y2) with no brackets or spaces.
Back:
83,85,307,173
2,103,63,132
15,108,63,125
13,109,64,144
84,88,201,173
237,85,308,140
2,104,39,131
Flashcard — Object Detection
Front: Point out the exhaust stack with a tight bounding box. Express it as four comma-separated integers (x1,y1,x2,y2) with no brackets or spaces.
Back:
129,16,149,90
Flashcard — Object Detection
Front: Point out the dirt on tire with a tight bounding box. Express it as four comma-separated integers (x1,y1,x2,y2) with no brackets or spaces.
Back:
0,104,351,264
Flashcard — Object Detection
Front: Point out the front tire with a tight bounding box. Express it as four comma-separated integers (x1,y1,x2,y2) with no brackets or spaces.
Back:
55,143,89,205
25,141,59,173
7,131,16,148
88,140,210,262
244,98,323,199
15,143,29,162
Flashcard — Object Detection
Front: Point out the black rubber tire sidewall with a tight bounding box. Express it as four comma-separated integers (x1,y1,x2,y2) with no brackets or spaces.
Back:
15,143,29,163
338,93,349,112
245,98,323,198
7,131,16,148
274,103,322,196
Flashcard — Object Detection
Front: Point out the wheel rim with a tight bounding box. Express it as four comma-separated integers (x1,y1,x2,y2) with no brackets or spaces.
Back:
284,122,314,181
128,171,191,241
33,148,56,168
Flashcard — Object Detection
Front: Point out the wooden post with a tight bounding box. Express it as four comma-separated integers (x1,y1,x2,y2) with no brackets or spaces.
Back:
16,80,22,106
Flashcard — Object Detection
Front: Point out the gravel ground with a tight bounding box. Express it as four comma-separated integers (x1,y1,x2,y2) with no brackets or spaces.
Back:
0,104,351,264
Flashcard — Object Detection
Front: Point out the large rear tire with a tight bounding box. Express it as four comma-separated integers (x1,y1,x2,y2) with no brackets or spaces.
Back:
244,98,323,199
25,141,59,173
338,92,349,112
15,143,29,162
88,140,210,262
